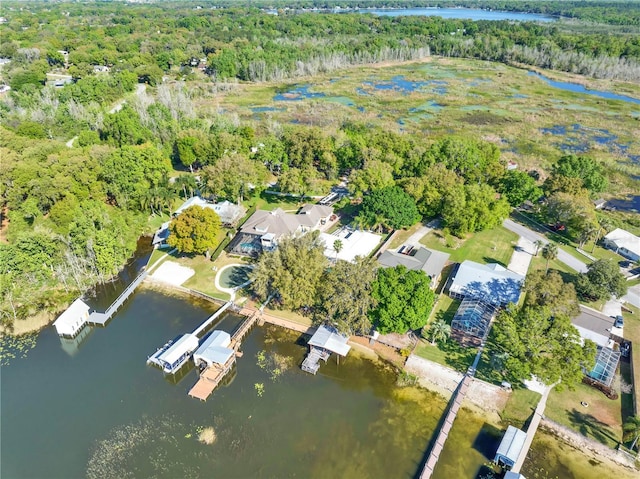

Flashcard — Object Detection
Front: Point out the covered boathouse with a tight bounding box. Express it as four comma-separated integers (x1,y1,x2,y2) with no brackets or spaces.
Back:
301,325,351,374
53,298,91,337
193,330,234,369
494,425,527,470
147,333,199,374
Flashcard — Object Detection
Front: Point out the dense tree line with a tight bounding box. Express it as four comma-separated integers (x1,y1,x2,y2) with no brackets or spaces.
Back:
1,1,638,93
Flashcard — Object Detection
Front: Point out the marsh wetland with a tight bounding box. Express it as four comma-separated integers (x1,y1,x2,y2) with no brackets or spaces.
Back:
222,58,640,178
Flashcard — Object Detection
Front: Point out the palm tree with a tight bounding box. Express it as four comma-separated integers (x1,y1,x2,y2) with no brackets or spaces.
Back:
542,242,558,273
592,218,612,253
533,239,544,257
426,319,451,345
578,224,598,249
623,416,640,452
333,239,343,260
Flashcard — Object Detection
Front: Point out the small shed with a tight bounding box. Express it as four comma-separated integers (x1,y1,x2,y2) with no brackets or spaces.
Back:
494,425,526,469
155,333,199,373
193,330,234,368
53,298,91,337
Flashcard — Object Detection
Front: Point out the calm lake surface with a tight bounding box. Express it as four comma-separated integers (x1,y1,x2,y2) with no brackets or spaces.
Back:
1,287,501,479
1,244,632,479
359,7,555,22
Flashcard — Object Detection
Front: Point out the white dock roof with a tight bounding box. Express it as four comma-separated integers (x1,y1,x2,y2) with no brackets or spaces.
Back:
158,334,199,366
194,330,233,366
495,425,526,467
53,298,91,336
308,325,351,356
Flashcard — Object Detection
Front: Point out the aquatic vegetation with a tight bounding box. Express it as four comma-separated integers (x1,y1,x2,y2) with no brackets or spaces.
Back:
197,426,217,445
0,333,37,366
254,382,264,397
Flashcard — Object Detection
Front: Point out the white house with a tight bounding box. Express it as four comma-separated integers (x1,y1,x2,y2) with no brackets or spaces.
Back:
53,298,91,337
603,228,640,261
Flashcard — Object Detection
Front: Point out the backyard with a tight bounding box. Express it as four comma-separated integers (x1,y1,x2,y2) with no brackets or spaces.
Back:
420,225,519,266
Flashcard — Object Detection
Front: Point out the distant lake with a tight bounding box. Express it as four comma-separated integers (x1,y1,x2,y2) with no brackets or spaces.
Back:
358,7,556,22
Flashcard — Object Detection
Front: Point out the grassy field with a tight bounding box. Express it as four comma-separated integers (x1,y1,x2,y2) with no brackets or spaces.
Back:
501,388,542,429
420,225,519,266
217,57,640,188
545,382,623,449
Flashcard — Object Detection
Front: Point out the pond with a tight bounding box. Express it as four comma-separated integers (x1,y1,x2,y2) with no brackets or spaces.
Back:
358,7,556,22
529,71,640,105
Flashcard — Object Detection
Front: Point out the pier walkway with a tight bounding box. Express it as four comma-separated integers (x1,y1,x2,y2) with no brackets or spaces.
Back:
88,269,149,326
188,312,260,401
418,335,488,479
511,384,553,473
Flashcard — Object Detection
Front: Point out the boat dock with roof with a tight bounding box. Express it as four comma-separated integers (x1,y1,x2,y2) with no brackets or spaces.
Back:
188,311,260,401
147,301,232,374
301,325,351,375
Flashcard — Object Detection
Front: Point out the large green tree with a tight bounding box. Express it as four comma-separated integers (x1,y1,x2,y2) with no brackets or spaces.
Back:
498,169,543,207
370,265,435,334
250,232,327,310
549,154,608,194
167,206,221,257
493,305,596,388
524,270,580,319
356,186,420,232
316,257,378,335
576,259,628,301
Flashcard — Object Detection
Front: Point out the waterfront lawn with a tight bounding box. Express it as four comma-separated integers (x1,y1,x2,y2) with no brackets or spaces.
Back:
262,306,313,327
623,304,640,416
545,382,623,449
177,252,250,301
414,295,477,372
501,388,542,429
420,226,518,266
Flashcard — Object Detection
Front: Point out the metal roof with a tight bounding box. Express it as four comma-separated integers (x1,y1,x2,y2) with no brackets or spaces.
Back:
194,330,233,366
449,260,524,306
158,333,199,366
308,325,351,356
53,298,91,335
604,228,640,257
495,425,526,467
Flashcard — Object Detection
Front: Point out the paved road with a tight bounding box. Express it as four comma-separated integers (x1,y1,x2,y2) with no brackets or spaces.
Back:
622,283,640,309
503,219,588,273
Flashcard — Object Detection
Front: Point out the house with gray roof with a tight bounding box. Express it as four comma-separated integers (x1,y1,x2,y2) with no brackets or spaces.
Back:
378,246,450,288
230,205,333,255
573,305,621,388
603,228,640,261
447,260,524,307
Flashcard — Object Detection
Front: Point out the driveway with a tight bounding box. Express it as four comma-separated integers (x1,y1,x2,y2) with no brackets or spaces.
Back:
503,219,588,273
404,220,439,247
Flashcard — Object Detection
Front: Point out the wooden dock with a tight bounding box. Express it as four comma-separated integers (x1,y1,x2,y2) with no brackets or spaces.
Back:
188,356,237,401
187,312,260,401
419,375,471,478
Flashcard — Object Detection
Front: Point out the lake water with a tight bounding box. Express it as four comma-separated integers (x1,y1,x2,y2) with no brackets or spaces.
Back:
359,7,556,22
1,285,498,479
1,246,633,478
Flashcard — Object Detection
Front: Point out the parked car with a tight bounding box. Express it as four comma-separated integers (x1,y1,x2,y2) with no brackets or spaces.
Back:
614,316,624,328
